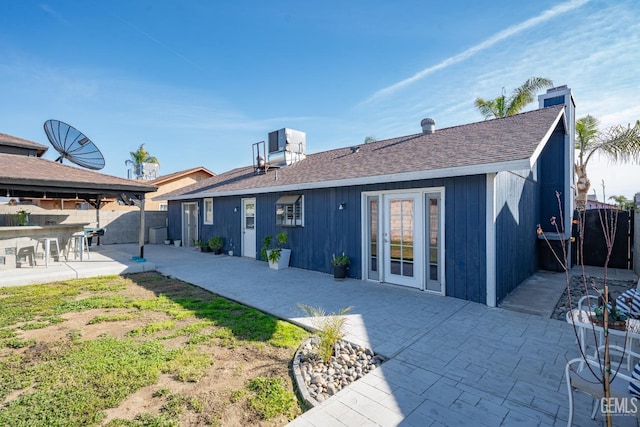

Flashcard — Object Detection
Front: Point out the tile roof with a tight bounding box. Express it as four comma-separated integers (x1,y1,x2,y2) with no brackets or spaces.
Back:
149,166,215,185
166,105,565,199
0,153,157,195
0,133,49,156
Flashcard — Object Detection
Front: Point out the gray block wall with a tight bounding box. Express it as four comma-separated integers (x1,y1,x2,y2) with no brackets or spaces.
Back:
0,205,167,244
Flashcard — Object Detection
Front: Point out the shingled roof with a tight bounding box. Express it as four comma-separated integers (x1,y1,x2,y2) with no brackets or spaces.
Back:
0,133,48,156
149,166,215,185
0,153,157,199
166,105,565,200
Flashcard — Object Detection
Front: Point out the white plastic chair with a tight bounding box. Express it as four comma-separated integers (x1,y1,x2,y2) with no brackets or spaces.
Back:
565,344,640,426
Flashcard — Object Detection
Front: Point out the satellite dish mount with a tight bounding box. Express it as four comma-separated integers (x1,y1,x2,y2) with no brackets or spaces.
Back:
43,119,105,170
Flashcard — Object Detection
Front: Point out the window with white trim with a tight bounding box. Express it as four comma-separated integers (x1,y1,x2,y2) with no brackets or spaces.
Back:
159,203,168,211
275,195,303,226
203,198,213,224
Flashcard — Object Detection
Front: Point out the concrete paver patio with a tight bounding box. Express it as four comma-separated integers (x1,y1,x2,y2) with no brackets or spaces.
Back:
2,243,638,426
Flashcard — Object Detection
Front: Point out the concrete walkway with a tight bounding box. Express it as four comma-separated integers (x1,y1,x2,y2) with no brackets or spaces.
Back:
3,243,639,426
136,244,637,426
0,244,155,287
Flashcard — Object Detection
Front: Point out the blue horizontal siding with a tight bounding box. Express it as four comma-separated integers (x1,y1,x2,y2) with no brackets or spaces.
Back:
167,174,487,303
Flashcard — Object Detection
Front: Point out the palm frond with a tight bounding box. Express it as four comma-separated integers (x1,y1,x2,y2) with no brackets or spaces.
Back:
597,122,640,164
475,97,505,119
507,77,554,116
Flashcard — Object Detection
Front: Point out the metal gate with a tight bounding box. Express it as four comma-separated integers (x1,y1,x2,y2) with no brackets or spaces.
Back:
573,209,634,269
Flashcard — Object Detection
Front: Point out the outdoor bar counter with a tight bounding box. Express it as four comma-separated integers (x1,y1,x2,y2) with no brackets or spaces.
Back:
0,223,88,269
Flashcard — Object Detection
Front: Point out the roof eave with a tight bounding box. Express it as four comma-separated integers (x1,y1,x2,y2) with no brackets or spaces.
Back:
1,178,157,194
165,159,531,200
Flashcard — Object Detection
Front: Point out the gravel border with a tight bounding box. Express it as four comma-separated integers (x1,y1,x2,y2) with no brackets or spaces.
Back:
552,275,637,320
292,336,384,408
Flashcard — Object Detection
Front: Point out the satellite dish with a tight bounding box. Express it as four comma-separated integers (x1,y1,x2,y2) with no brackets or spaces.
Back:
43,119,105,170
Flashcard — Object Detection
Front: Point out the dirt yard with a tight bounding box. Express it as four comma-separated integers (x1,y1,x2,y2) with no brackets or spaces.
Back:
0,272,309,426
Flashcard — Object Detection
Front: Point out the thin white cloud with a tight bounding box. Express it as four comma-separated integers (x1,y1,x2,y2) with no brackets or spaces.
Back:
361,0,590,105
39,4,68,25
114,14,198,68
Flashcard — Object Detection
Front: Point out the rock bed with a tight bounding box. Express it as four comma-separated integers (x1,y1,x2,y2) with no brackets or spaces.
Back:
552,275,637,320
296,339,384,404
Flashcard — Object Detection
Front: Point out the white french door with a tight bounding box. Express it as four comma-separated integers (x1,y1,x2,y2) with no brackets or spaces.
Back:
383,193,423,289
364,188,444,294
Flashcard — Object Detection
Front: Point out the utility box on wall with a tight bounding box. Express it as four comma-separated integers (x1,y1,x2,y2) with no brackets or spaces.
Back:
149,226,167,244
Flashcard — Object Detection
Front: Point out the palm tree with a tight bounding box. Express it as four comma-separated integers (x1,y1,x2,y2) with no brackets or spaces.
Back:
474,77,554,119
363,136,377,144
608,195,635,211
128,144,160,179
575,116,640,210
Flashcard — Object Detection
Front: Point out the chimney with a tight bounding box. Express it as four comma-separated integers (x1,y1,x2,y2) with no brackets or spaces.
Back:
421,118,435,134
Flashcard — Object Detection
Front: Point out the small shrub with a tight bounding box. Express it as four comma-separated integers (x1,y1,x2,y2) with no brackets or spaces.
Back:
297,304,352,362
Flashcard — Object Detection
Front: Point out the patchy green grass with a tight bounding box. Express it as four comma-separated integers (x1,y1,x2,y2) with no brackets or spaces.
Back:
247,377,298,420
87,313,139,325
0,338,168,426
0,273,309,426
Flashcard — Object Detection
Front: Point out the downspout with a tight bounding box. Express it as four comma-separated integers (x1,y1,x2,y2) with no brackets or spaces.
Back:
138,194,145,259
96,196,102,246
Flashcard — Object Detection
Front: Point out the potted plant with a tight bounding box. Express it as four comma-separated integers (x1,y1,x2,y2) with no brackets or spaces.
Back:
208,236,224,255
14,209,29,226
590,291,628,330
195,239,211,252
331,253,350,280
261,231,291,270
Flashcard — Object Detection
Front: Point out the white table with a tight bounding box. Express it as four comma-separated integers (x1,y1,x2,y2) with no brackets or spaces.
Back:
566,309,640,369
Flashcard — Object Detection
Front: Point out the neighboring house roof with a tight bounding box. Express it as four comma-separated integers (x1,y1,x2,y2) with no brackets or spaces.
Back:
0,133,49,156
0,153,157,198
149,166,215,185
165,105,565,200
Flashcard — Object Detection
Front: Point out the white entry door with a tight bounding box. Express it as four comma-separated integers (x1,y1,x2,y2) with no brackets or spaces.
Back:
182,202,198,247
383,194,423,289
241,198,256,258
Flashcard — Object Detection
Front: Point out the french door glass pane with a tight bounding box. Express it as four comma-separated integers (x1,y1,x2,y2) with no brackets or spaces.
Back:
390,199,414,277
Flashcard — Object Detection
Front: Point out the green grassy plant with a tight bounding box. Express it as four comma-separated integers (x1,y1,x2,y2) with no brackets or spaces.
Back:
246,377,296,420
88,313,139,325
165,348,213,382
297,304,353,362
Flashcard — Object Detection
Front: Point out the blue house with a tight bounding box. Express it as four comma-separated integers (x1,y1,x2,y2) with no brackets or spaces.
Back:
164,86,575,306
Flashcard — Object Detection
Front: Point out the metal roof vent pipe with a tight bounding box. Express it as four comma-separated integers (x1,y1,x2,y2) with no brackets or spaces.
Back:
421,118,435,134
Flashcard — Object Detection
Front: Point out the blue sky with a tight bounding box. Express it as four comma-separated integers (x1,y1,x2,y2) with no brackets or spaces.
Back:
1,0,639,199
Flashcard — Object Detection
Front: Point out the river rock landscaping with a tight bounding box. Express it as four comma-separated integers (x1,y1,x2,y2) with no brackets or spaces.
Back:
295,338,384,404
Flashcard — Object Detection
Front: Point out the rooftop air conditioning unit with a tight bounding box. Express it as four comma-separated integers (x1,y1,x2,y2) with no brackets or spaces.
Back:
267,128,306,167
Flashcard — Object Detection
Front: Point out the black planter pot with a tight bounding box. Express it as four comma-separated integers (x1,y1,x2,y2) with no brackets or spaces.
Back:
213,248,223,255
333,265,348,280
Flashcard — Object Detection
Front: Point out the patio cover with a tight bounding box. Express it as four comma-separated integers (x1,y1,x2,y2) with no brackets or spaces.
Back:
0,153,157,258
